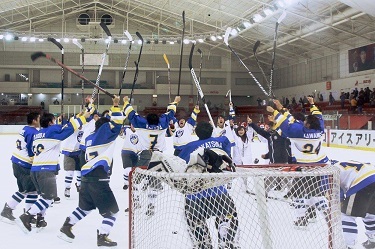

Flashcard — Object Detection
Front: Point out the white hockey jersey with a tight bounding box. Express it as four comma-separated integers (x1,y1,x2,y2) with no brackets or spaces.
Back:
124,100,177,152
173,107,199,149
213,120,236,146
121,127,141,154
31,116,86,172
61,125,84,156
79,119,96,151
332,160,375,197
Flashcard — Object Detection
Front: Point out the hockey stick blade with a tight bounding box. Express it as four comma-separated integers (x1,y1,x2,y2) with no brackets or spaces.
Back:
73,40,83,50
124,30,133,41
31,52,47,62
163,54,170,66
47,38,63,50
226,90,231,98
136,32,143,43
277,11,287,24
253,40,261,53
189,43,195,70
100,22,112,37
224,27,231,46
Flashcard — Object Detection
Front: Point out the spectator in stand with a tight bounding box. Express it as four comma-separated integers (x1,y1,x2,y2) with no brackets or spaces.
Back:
364,87,371,103
53,99,59,105
350,95,357,114
292,97,297,105
352,88,359,98
357,93,365,114
40,101,45,110
299,97,304,108
329,92,335,106
370,92,375,108
340,92,346,109
359,88,365,98
318,93,324,102
285,97,290,108
302,96,308,106
257,97,262,107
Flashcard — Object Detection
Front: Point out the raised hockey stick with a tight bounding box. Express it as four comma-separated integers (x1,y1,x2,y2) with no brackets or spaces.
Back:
269,11,287,97
73,40,85,109
224,27,269,97
189,43,215,126
253,40,270,87
119,30,133,97
129,32,143,103
92,22,112,101
48,37,64,115
129,61,139,103
163,54,172,103
31,52,114,98
196,48,203,105
226,89,232,103
177,10,185,96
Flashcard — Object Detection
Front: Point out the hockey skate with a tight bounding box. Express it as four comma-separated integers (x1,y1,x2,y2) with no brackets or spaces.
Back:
363,240,375,249
75,182,81,193
0,203,15,224
16,212,33,233
64,188,71,198
35,213,47,232
97,230,117,247
293,216,309,229
145,203,155,217
58,217,75,243
53,196,61,204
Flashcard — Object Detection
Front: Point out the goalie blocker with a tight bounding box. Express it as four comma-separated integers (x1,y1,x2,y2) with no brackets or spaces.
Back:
147,148,239,249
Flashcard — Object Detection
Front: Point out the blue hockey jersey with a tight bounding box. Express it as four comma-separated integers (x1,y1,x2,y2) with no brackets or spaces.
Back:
11,126,39,169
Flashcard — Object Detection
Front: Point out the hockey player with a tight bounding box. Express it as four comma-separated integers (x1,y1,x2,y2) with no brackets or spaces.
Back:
1,112,40,224
269,97,328,228
58,95,124,247
331,160,375,249
60,110,88,198
212,102,236,148
121,123,141,190
173,105,200,156
178,122,238,249
17,110,90,233
123,95,181,216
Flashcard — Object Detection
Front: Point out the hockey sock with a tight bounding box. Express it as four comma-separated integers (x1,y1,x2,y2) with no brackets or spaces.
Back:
99,212,118,235
341,213,358,247
24,192,38,210
293,198,308,220
28,198,53,215
363,213,375,241
69,207,91,225
75,170,81,187
123,167,131,186
7,191,26,209
311,196,328,211
65,171,74,189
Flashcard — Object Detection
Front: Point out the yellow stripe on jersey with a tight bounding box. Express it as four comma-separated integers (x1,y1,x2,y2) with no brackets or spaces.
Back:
71,116,86,130
33,161,59,165
191,107,200,121
272,110,287,130
12,152,33,163
81,156,111,171
123,102,134,117
167,102,177,112
352,169,375,186
293,154,327,163
310,105,322,115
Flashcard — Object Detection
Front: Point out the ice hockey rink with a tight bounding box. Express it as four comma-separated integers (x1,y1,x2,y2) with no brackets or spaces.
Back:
0,134,374,249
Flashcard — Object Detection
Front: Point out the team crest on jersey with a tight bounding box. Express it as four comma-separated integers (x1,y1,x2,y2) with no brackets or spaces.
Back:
176,129,184,137
220,130,226,136
77,131,84,142
130,134,139,145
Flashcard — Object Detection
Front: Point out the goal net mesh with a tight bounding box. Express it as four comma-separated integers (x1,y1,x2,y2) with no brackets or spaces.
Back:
129,164,345,249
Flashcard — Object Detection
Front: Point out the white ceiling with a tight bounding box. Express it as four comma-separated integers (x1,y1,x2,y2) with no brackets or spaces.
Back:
0,0,374,69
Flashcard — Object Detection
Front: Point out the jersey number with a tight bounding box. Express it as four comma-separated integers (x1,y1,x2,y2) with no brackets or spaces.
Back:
16,139,22,150
149,134,158,150
87,151,98,161
33,144,45,156
303,142,321,155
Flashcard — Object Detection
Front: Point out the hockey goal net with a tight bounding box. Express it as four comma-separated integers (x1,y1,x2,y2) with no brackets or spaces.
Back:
129,163,345,249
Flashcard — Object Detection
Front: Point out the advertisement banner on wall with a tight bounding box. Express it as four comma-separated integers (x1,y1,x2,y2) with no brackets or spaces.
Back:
324,129,375,151
348,44,375,73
